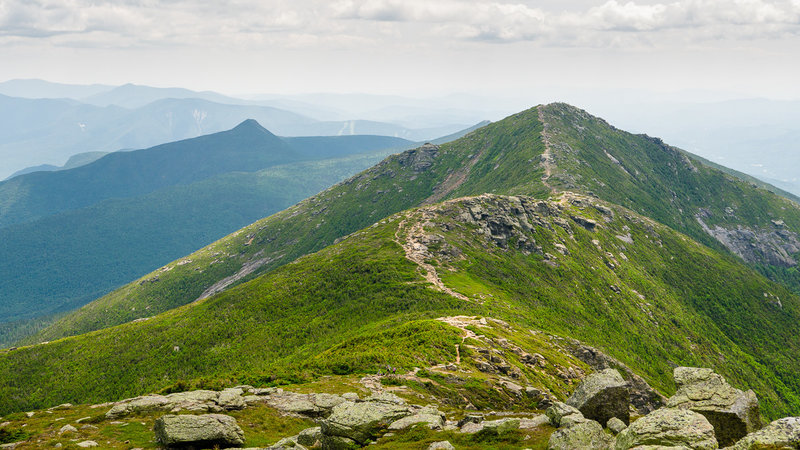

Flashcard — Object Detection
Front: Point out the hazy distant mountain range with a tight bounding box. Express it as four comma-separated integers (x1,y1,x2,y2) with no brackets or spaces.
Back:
0,120,419,330
0,80,475,180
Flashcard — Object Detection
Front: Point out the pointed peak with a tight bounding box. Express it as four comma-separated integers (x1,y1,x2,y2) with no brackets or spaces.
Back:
232,119,273,135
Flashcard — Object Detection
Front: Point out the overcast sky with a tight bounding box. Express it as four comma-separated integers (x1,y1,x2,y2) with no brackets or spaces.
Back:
1,0,800,100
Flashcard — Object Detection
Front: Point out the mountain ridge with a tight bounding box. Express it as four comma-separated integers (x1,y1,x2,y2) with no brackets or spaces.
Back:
32,103,800,344
2,192,799,420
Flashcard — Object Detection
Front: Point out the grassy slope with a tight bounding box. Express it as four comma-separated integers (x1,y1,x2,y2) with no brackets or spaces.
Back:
36,104,800,342
32,118,516,341
0,150,395,327
0,120,299,228
1,194,798,420
540,103,800,290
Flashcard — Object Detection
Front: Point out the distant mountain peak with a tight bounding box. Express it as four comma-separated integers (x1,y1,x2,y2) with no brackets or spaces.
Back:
231,118,275,136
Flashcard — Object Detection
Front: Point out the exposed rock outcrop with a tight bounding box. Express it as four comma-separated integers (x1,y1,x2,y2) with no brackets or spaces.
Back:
154,414,245,448
567,368,630,425
548,419,613,450
320,399,412,445
106,387,248,418
546,402,585,428
614,408,718,450
608,417,628,435
726,416,800,449
667,367,760,447
296,426,324,447
396,143,439,172
388,406,445,430
558,338,666,414
264,391,347,418
696,217,800,268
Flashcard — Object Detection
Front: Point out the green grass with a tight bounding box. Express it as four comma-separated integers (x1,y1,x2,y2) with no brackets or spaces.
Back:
0,148,397,330
539,103,800,292
2,194,799,422
36,103,800,346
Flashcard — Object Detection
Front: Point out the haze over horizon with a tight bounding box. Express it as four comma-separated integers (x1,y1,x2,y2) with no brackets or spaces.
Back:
2,0,800,193
1,0,799,101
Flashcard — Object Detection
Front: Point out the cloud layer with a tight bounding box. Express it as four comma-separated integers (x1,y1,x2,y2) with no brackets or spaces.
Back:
2,0,800,49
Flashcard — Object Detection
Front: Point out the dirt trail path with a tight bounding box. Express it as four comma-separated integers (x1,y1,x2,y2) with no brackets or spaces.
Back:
394,212,468,301
538,106,558,195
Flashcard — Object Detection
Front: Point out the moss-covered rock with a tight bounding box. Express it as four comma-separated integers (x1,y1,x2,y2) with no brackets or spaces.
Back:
615,408,718,450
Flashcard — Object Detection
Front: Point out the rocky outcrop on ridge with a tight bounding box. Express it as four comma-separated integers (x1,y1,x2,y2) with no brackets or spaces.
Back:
696,216,800,268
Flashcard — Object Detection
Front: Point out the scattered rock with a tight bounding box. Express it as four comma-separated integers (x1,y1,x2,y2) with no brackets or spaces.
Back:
567,368,630,425
460,421,485,434
696,217,800,268
519,415,550,430
548,419,613,450
341,392,360,402
457,414,483,427
320,433,359,450
485,418,521,432
154,414,245,448
263,391,346,418
429,441,456,450
608,417,628,435
614,408,718,449
571,215,597,231
270,434,306,449
500,380,524,396
296,426,323,447
667,367,760,446
546,402,584,428
58,424,77,434
76,442,99,448
388,407,445,430
726,416,800,449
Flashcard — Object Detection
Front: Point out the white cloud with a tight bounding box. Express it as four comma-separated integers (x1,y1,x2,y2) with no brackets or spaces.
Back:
0,0,799,49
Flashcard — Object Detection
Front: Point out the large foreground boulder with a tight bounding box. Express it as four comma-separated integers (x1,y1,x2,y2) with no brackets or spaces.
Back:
320,400,413,444
154,414,245,448
667,367,760,447
548,419,613,450
726,416,800,449
614,408,718,449
567,368,630,425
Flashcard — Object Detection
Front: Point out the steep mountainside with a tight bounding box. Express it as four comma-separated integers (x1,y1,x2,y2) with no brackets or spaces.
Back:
0,150,399,328
37,104,800,343
539,104,800,285
1,194,799,421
